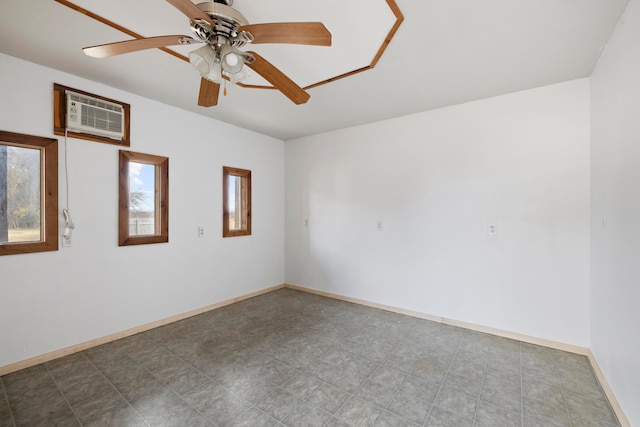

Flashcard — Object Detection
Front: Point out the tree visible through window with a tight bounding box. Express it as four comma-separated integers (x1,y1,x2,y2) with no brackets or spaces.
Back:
0,130,58,256
119,150,169,246
0,146,41,242
223,166,251,237
128,162,157,236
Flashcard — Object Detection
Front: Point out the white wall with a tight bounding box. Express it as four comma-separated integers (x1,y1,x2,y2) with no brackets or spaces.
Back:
286,79,591,347
590,0,640,424
0,53,285,368
2,21,638,420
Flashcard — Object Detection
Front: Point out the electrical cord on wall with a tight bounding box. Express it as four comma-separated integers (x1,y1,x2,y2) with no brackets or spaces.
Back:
63,129,75,241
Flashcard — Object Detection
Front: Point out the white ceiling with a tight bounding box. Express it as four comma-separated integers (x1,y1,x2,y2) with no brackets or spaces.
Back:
0,0,630,141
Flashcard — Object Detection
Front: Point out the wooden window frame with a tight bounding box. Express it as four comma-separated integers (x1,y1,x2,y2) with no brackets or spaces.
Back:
53,83,131,147
0,130,58,256
119,150,169,246
223,166,251,238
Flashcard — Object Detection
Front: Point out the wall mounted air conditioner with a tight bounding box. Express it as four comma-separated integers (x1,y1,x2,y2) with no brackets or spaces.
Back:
66,91,124,140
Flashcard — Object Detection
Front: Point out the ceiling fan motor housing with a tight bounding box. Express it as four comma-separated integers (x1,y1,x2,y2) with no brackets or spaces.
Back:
191,1,249,47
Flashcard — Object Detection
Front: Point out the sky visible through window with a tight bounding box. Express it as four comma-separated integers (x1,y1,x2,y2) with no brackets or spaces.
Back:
129,162,155,212
228,176,238,213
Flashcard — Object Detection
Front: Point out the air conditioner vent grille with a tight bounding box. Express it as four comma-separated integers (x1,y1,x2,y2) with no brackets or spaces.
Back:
66,91,125,140
79,103,123,134
68,93,122,112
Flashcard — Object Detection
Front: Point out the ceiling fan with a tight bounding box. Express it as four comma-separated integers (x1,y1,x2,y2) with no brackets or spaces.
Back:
82,0,332,107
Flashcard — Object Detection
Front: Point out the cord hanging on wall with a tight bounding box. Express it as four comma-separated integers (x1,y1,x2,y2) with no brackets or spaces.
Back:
62,129,75,247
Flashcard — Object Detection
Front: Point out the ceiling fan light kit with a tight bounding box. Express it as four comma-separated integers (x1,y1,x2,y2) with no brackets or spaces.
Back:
188,45,221,82
82,0,332,107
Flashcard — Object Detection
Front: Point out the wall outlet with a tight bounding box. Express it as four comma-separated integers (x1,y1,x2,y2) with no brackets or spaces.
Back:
198,226,205,237
304,218,309,227
376,220,384,231
62,235,72,247
487,222,498,236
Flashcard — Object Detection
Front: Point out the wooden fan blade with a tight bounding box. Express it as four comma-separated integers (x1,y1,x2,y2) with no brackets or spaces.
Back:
83,35,198,58
245,51,310,105
239,22,332,46
198,78,220,107
166,0,216,27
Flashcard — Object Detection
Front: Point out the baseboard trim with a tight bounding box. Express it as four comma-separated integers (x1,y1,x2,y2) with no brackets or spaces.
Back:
285,284,443,323
285,283,631,426
0,284,285,376
587,350,631,427
285,284,587,354
441,317,589,356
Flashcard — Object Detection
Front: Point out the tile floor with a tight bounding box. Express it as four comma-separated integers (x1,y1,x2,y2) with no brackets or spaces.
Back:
0,288,621,426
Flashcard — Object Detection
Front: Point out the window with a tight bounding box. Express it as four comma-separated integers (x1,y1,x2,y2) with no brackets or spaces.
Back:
119,150,168,246
223,166,251,237
0,130,58,256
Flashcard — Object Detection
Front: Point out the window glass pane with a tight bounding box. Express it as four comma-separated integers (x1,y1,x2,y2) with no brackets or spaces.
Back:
119,150,168,246
128,161,156,236
228,175,242,231
0,144,41,243
222,166,250,238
